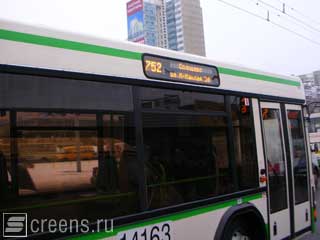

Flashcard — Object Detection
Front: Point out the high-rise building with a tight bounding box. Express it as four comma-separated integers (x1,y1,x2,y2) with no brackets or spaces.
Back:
166,0,206,56
127,0,167,48
299,70,320,105
127,0,206,56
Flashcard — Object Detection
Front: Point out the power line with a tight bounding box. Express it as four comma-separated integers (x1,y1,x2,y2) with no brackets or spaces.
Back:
257,0,320,34
272,0,320,26
253,1,320,36
216,0,320,47
218,0,266,21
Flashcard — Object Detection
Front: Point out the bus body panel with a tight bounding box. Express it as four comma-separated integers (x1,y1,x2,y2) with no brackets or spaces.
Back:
0,19,305,102
66,197,267,240
295,201,312,233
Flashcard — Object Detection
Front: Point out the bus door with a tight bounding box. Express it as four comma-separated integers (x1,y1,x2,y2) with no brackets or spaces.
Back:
284,104,311,235
260,102,291,240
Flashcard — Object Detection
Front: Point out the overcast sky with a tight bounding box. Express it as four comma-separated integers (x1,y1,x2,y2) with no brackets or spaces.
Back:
1,0,320,76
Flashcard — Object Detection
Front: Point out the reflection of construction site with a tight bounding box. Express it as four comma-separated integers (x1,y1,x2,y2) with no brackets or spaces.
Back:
17,135,138,197
17,134,98,195
1,111,138,201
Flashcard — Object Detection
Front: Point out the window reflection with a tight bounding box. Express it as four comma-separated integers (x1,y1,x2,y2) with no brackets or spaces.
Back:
140,87,225,112
1,111,139,223
0,73,133,111
0,111,11,201
262,108,288,213
288,110,308,204
17,130,98,195
143,113,231,209
95,114,138,193
231,97,259,190
17,112,97,127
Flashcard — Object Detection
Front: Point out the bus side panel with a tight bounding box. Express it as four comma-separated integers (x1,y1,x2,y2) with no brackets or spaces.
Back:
69,197,267,240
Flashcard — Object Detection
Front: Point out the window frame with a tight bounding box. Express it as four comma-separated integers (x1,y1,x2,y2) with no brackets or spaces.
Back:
0,70,269,238
1,86,261,205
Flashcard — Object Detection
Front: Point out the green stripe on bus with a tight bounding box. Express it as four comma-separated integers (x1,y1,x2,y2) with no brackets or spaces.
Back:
0,29,300,87
266,224,270,240
0,29,141,60
69,193,263,240
218,67,301,87
311,207,316,233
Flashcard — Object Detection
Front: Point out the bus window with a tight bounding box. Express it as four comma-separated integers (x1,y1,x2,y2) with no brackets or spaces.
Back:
231,97,259,190
0,111,11,201
262,108,288,213
0,73,133,112
1,110,139,223
140,87,225,112
143,113,231,209
16,112,98,196
287,110,308,204
100,113,138,193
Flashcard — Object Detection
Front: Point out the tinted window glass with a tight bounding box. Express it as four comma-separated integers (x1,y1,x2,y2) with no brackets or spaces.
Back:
287,110,309,204
231,97,259,190
0,111,11,201
1,110,139,224
262,108,288,213
17,112,97,127
143,113,231,209
140,87,225,112
0,73,133,111
100,113,138,193
17,129,98,196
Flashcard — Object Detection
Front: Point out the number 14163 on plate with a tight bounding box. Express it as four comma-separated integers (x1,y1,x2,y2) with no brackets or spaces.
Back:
117,222,172,240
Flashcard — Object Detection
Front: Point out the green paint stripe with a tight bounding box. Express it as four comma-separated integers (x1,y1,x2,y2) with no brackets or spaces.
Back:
218,67,301,86
266,224,270,240
312,207,316,233
69,193,263,240
0,29,141,60
0,29,299,87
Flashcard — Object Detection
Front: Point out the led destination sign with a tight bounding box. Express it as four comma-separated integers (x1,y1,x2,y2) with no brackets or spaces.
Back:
143,55,220,86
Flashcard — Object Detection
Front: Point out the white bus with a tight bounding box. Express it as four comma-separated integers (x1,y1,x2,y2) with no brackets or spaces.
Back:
0,19,316,240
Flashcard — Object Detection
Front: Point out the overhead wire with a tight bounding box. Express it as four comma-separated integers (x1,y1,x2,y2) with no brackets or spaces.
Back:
216,0,320,47
252,0,320,37
257,0,320,34
272,0,320,26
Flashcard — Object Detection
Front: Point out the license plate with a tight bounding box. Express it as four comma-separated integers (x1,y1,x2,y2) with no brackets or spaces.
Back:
117,222,172,240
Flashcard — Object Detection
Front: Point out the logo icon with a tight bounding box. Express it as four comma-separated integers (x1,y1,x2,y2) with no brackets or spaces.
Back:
2,213,27,238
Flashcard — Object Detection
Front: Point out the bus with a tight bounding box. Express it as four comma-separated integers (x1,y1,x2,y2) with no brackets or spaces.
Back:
0,19,316,240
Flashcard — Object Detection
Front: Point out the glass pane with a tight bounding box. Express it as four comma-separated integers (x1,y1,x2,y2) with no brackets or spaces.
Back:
0,73,133,111
140,87,225,112
0,111,11,201
262,108,288,213
231,97,259,190
288,110,309,204
99,113,138,193
17,112,97,127
143,113,231,209
2,111,139,225
17,130,98,196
